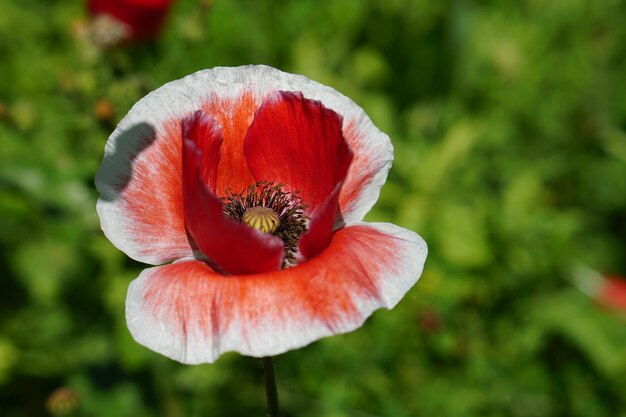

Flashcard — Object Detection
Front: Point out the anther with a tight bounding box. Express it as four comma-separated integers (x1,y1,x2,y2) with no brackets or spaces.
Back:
242,207,281,234
223,181,307,266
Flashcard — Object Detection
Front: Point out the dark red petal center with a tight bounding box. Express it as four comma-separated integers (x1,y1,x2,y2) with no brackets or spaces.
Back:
182,111,284,275
244,91,353,261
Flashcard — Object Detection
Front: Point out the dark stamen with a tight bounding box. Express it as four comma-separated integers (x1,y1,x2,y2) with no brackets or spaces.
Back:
223,182,308,267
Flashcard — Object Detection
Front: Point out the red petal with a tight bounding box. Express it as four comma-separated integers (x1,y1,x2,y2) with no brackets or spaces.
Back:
88,0,172,41
126,223,428,363
600,277,626,311
96,120,194,265
182,111,222,193
201,91,258,196
182,111,284,275
244,91,353,216
298,183,342,260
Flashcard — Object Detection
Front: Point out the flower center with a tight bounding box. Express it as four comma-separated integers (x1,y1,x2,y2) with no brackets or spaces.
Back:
242,206,280,234
222,182,308,267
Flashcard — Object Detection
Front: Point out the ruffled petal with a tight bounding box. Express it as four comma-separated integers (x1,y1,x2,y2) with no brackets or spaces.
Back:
189,65,393,222
298,183,342,260
244,91,353,217
95,68,260,265
182,112,284,275
125,223,427,364
163,65,391,219
182,111,222,193
96,120,193,265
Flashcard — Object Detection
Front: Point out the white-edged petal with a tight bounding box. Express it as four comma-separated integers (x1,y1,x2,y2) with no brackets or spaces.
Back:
125,222,427,364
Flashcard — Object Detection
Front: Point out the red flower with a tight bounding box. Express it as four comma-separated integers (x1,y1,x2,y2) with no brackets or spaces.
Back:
88,0,173,42
599,276,626,312
96,66,427,363
571,267,626,314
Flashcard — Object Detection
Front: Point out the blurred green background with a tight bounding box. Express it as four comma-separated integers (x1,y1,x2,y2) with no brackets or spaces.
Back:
1,0,626,416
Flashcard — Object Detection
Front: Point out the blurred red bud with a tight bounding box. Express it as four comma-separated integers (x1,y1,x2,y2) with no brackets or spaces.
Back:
571,266,626,315
88,0,174,43
599,276,626,312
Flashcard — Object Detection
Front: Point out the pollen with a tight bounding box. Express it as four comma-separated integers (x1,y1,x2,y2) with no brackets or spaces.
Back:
222,181,308,267
242,207,281,234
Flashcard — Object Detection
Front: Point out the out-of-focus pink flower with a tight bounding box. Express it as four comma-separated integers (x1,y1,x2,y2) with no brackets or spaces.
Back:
88,0,173,43
96,65,428,364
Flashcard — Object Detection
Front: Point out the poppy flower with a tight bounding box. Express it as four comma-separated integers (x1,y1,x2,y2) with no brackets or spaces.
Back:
96,65,428,364
88,0,173,43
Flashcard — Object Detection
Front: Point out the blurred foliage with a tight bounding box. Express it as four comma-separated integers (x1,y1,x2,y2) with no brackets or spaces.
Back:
1,0,626,416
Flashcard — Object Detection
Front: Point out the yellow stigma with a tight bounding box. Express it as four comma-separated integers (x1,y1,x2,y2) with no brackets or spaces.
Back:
242,207,280,234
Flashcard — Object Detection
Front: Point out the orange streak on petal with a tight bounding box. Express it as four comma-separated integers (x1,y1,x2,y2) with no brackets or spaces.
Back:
123,120,192,260
202,91,259,195
286,225,390,330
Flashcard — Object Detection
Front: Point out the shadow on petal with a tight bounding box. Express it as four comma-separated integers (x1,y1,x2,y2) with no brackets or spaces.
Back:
96,122,156,202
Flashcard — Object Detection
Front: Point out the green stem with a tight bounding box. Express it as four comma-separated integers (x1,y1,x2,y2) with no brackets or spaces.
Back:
263,356,280,417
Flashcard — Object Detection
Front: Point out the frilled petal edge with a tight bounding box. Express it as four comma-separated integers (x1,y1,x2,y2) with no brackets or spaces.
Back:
125,222,427,364
96,120,194,265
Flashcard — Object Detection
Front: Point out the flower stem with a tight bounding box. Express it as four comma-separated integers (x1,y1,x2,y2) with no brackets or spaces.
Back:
262,356,280,417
